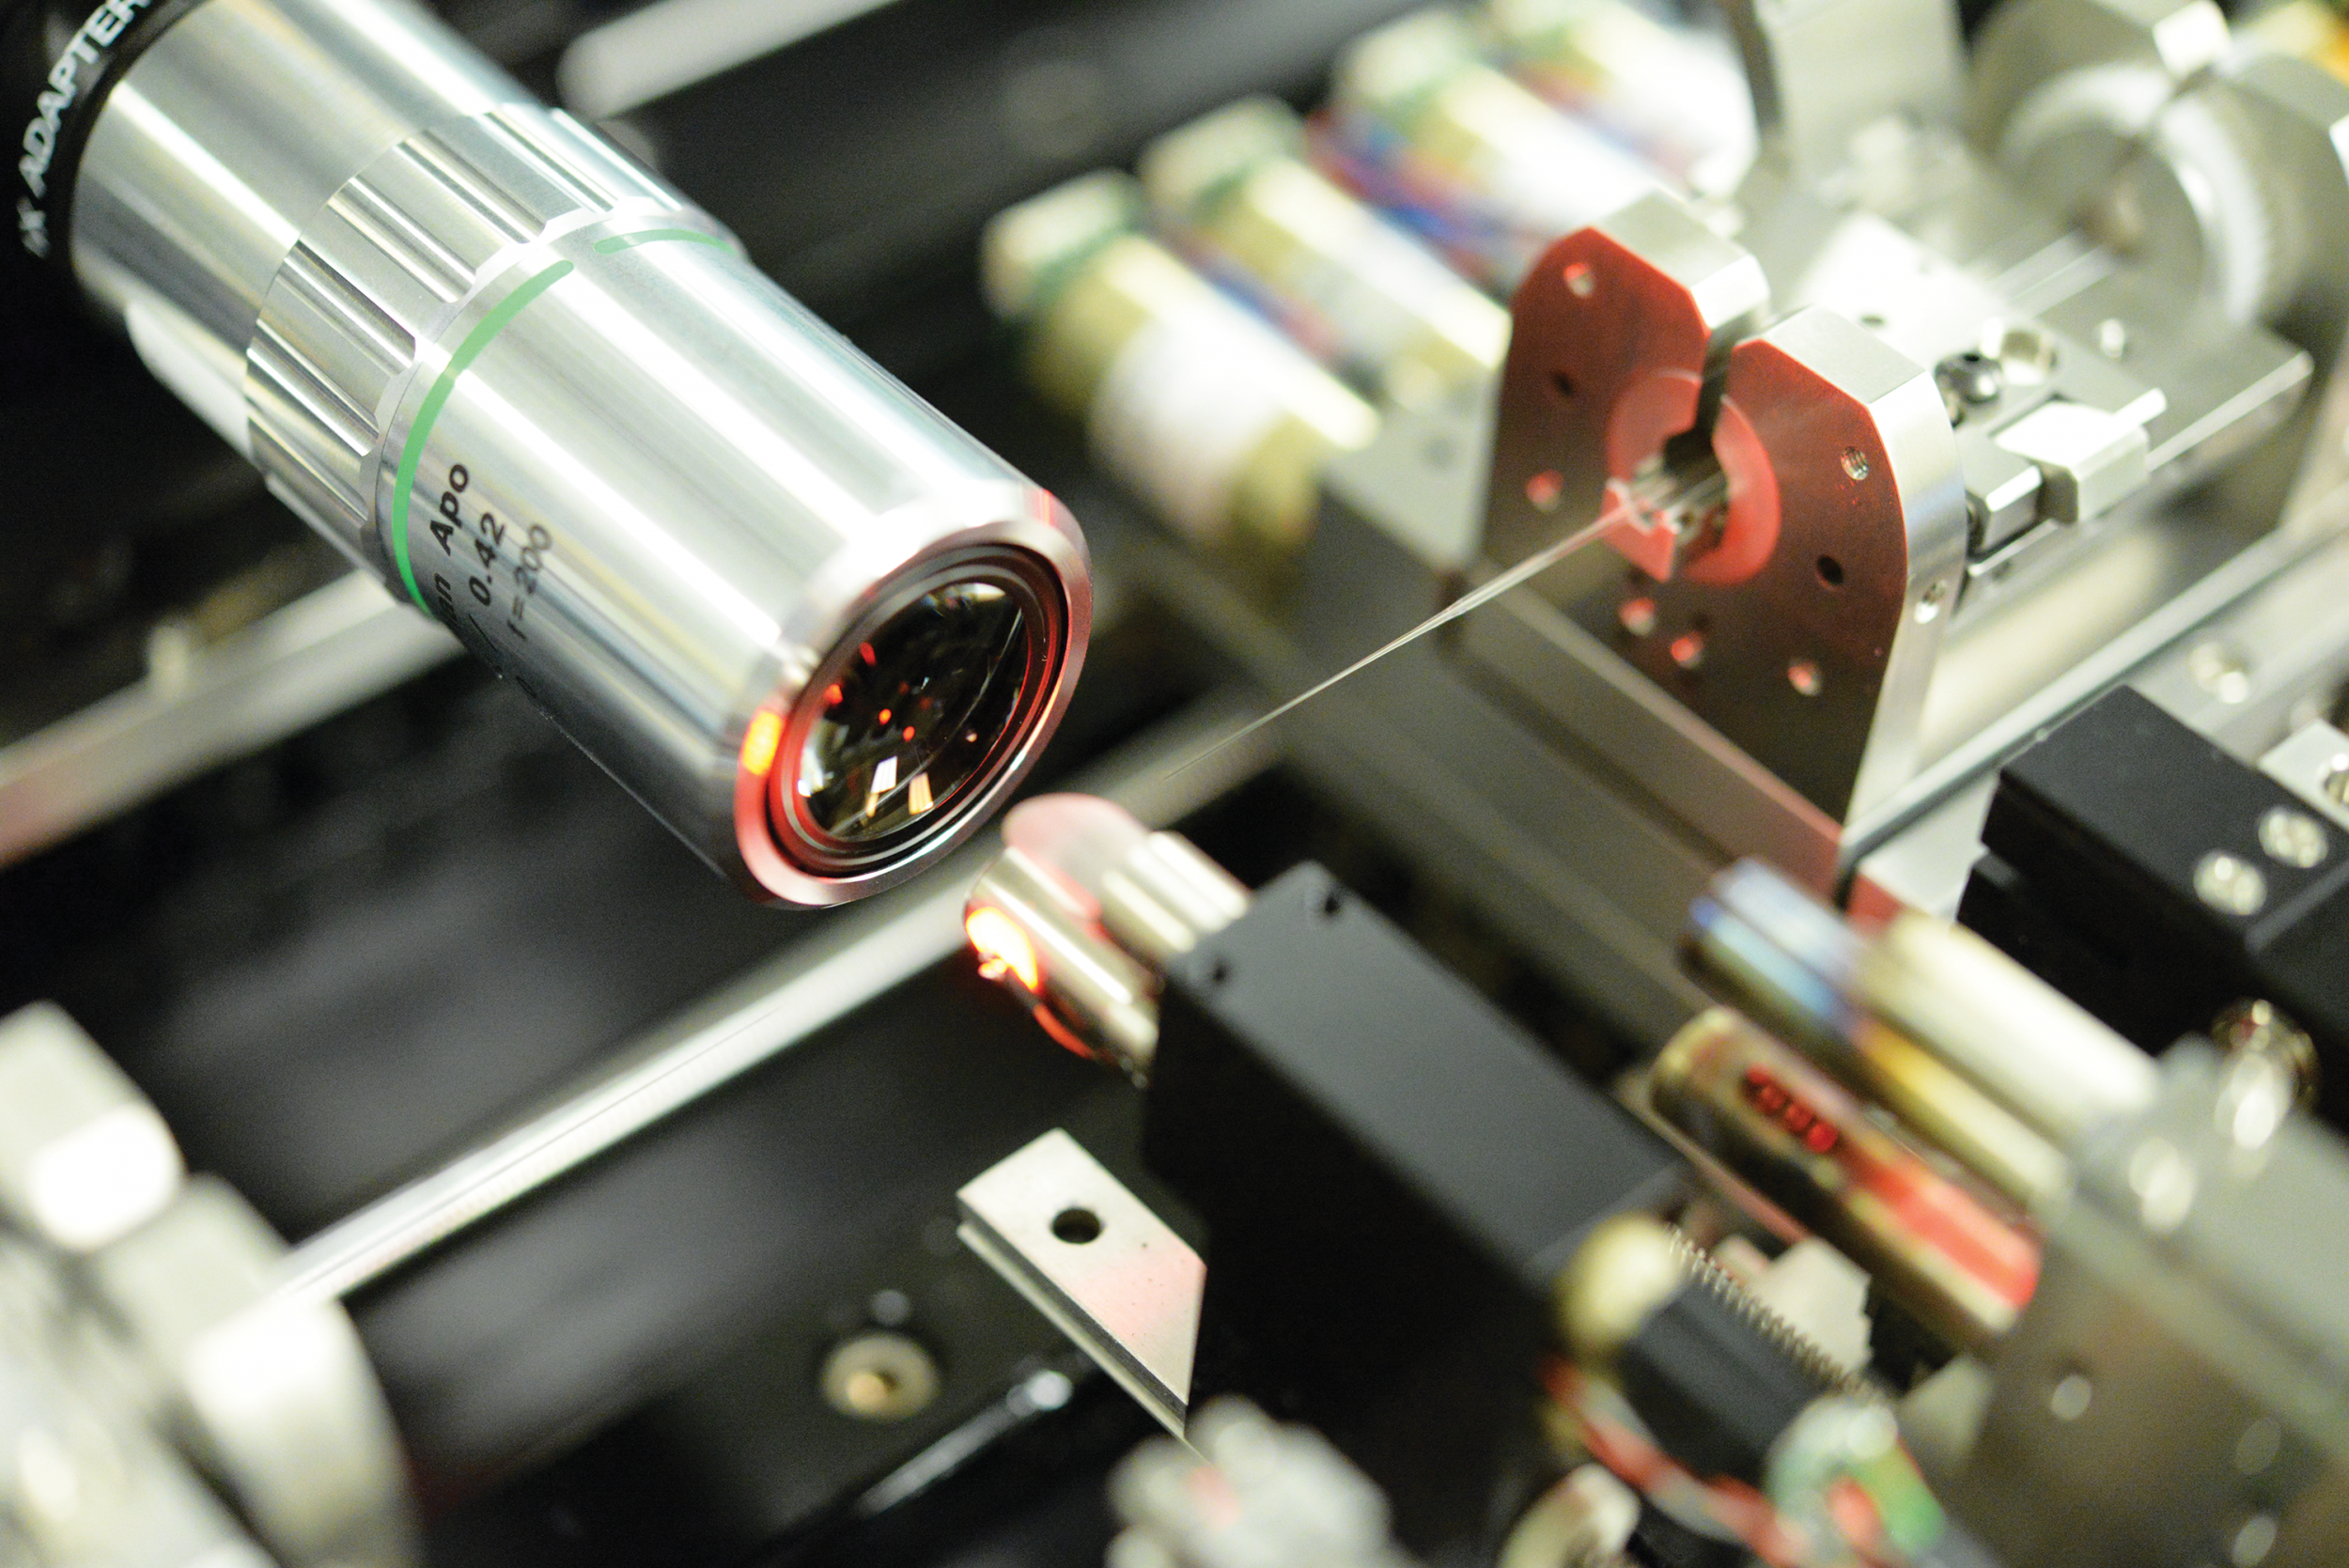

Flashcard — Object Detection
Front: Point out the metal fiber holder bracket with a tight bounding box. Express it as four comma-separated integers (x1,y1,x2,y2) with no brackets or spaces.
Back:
958,1128,1204,1436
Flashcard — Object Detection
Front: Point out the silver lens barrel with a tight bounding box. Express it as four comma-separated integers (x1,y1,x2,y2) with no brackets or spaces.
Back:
65,0,1090,904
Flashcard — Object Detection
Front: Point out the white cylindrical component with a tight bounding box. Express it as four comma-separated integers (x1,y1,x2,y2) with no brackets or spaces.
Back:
1484,0,1756,193
1140,96,1508,410
984,171,1377,561
1331,9,1660,288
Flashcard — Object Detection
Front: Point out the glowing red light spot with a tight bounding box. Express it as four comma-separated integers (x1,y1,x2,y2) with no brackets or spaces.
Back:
1783,1103,1813,1134
877,708,891,724
824,683,843,706
1804,1122,1840,1154
859,643,877,666
902,726,915,741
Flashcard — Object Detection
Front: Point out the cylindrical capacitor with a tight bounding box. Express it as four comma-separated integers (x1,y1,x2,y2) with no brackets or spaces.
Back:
21,0,1089,906
1689,862,2071,1209
1139,96,1509,411
1483,0,1755,194
1650,1009,2040,1351
982,171,1377,565
1328,9,1660,289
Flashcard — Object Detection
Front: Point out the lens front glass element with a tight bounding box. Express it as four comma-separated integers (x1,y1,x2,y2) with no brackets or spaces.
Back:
791,580,1038,851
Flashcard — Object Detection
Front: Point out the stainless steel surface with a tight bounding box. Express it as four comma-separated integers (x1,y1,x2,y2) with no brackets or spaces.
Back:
1968,0,2349,524
957,1128,1202,1436
0,1231,278,1568
969,846,1161,1077
274,691,1277,1305
2133,531,2349,758
0,1004,184,1254
1725,0,1962,186
1098,831,1250,969
0,1009,412,1568
91,1181,414,1568
72,0,1092,905
1943,1047,2349,1568
71,0,515,443
0,574,459,870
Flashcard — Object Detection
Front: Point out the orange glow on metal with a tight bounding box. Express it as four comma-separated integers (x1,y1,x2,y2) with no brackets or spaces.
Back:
1029,1001,1095,1062
825,683,844,707
739,711,783,776
966,907,1041,993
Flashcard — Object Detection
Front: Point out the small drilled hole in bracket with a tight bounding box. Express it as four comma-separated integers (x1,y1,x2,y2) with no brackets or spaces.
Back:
1051,1207,1102,1245
1816,554,1845,588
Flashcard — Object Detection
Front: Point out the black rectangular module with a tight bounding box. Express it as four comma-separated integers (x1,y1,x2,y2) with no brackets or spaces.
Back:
1963,687,2349,1121
1144,863,1681,1556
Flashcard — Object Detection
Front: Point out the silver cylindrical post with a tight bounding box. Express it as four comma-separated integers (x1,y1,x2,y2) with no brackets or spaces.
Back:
60,0,1090,905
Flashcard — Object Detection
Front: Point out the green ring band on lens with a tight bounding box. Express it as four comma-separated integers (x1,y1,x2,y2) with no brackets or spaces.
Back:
389,227,732,611
390,258,574,610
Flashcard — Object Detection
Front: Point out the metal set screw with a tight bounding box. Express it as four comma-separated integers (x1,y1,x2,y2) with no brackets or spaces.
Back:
821,1327,941,1421
2212,1000,2320,1108
2258,806,2329,869
2195,851,2267,917
1933,349,2003,425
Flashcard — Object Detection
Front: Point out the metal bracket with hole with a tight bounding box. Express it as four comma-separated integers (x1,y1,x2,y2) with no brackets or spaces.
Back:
957,1129,1203,1436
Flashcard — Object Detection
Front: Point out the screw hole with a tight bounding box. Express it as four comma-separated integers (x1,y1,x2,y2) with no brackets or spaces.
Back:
1550,369,1576,400
1207,956,1231,985
1051,1207,1102,1245
1321,889,1344,918
1815,554,1845,588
